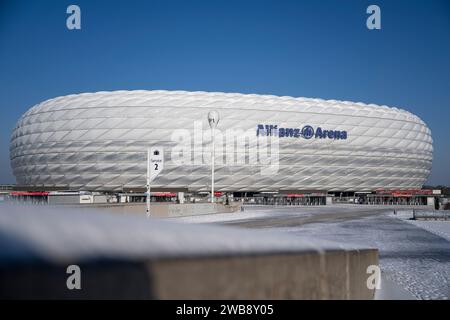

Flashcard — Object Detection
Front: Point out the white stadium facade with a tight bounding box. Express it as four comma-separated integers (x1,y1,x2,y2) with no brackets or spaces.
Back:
10,90,433,198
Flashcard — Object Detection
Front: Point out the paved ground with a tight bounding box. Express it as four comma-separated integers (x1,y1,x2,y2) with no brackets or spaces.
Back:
178,205,450,300
390,210,450,241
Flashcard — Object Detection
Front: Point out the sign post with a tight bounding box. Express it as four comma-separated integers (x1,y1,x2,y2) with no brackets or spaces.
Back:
146,147,164,217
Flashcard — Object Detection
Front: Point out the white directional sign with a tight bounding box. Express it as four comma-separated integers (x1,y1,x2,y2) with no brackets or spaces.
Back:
146,147,164,217
149,147,164,182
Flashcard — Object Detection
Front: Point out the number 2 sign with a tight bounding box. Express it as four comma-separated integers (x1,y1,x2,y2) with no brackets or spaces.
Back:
149,147,164,182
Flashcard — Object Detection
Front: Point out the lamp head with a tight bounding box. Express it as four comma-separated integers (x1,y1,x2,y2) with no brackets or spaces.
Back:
207,110,220,128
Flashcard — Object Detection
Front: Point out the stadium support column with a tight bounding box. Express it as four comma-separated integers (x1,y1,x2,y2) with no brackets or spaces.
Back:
178,192,185,204
207,111,220,203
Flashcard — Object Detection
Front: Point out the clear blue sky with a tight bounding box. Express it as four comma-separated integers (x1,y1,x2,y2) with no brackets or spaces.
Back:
0,0,449,186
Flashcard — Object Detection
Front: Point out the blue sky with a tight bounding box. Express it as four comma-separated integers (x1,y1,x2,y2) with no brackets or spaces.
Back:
0,0,449,185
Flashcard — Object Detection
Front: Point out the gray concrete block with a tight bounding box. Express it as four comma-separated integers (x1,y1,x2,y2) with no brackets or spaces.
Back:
0,204,378,299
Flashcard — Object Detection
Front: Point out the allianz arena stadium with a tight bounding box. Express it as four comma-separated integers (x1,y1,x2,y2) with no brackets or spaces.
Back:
10,90,433,192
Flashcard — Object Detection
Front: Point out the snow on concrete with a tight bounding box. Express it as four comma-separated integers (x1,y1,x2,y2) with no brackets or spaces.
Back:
177,205,450,300
388,209,450,241
0,204,370,265
264,212,450,300
175,204,392,224
407,220,450,242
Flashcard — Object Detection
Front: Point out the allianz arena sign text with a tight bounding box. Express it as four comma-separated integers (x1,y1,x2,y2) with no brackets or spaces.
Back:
257,124,348,140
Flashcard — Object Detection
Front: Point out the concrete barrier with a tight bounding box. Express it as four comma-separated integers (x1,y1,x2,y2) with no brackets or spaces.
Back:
413,209,450,220
61,202,241,217
0,204,378,299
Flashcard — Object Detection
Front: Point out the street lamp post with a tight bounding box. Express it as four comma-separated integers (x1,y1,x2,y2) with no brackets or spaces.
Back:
207,111,220,203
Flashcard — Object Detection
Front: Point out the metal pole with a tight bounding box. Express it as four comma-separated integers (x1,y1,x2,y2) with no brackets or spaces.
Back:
211,126,215,203
207,110,219,204
146,148,151,217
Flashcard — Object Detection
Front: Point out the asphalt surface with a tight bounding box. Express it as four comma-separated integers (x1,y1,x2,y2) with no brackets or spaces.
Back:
183,205,450,300
221,206,391,228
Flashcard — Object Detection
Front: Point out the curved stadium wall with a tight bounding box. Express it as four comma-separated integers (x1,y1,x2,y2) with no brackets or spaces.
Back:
10,90,433,192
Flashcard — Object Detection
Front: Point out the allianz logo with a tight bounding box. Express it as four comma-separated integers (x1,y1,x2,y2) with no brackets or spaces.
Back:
256,124,348,140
